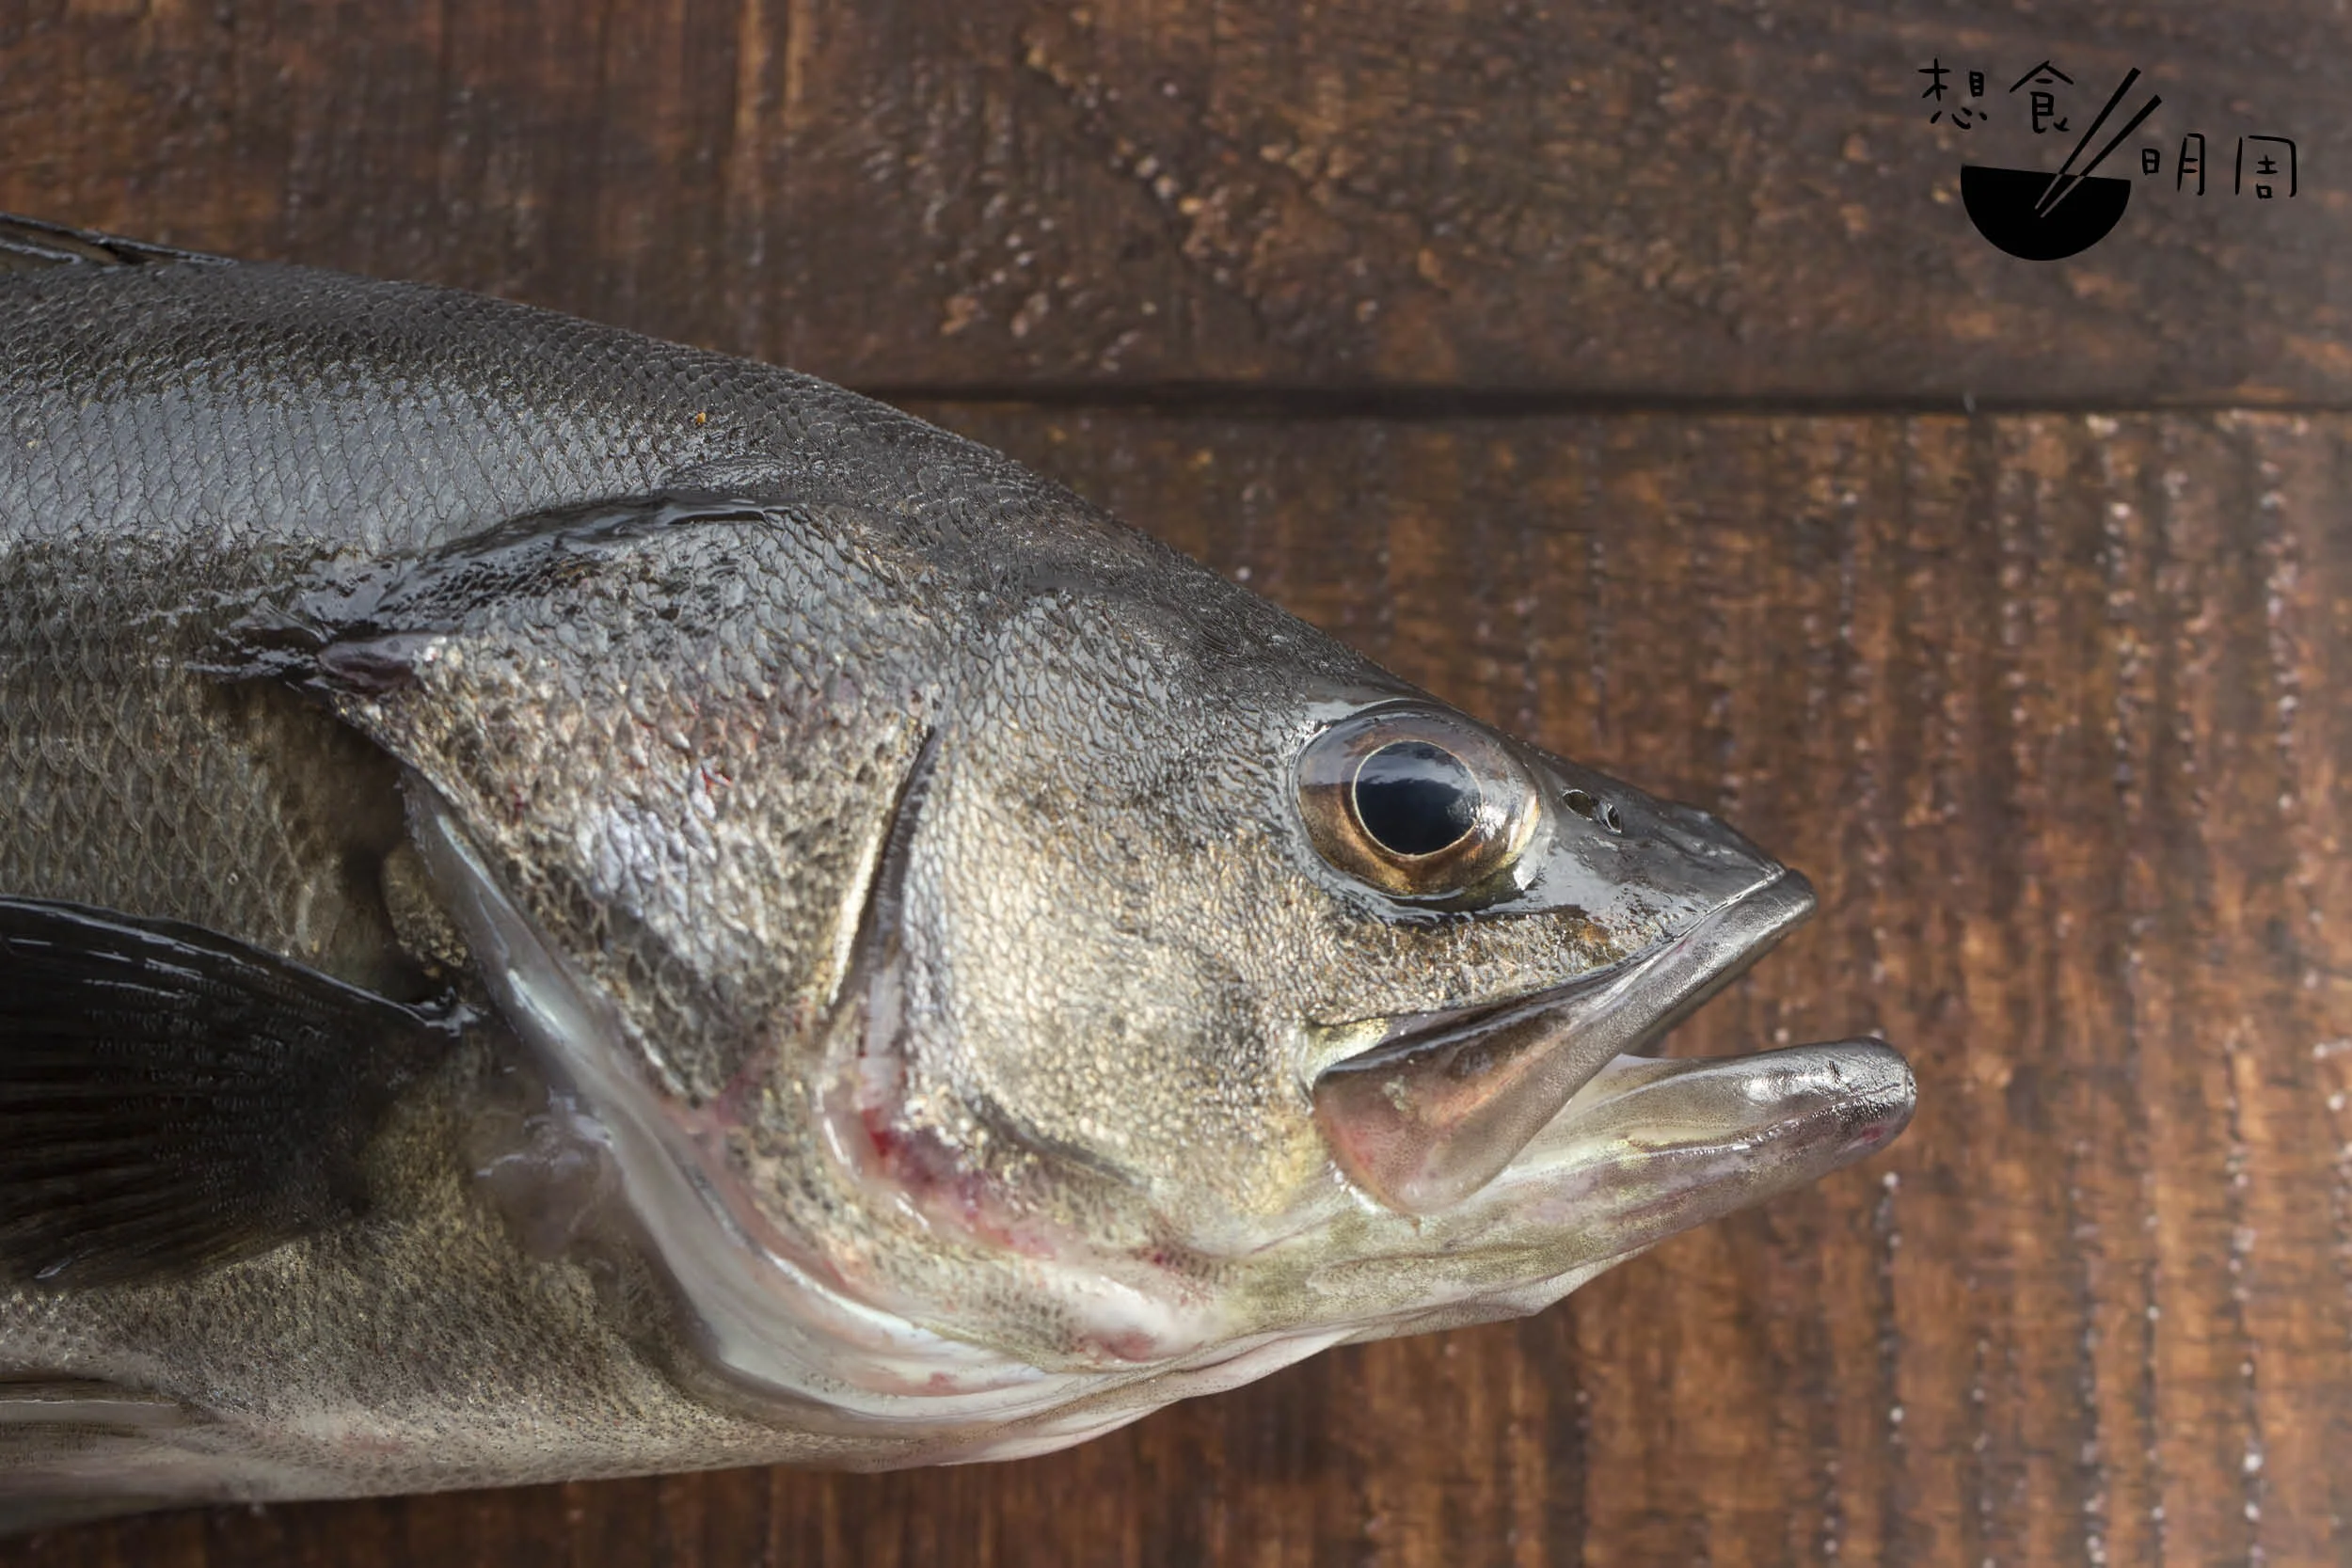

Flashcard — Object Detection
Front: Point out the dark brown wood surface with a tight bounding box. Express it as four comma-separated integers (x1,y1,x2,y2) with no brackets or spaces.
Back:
5,2,2350,1564
5,0,2349,402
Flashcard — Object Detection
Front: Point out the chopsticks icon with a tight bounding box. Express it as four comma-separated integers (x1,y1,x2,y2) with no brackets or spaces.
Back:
2035,69,2163,217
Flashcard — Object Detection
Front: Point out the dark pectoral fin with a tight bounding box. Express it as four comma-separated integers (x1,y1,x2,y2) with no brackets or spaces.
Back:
0,214,230,273
0,900,461,1288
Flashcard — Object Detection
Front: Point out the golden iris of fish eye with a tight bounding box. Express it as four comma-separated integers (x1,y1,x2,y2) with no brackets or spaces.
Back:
1295,710,1540,897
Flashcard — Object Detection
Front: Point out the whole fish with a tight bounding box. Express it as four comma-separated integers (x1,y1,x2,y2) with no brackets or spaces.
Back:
0,214,1913,1528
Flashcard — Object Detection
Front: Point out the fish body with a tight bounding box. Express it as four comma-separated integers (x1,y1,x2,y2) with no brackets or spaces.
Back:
0,216,1913,1524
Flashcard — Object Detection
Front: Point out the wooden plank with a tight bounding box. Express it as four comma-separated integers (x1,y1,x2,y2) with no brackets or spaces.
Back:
2,1,2346,402
5,404,2345,1566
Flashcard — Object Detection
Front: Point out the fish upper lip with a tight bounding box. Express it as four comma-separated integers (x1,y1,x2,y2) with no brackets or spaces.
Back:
1311,869,1818,1214
1321,867,1807,1069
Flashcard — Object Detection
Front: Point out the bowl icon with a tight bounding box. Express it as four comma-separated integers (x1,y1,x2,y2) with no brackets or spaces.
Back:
1961,163,2132,261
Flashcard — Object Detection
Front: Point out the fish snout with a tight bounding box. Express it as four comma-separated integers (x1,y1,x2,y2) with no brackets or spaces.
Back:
1541,759,1795,923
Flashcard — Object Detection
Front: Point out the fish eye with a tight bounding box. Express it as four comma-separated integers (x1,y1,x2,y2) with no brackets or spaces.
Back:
1295,709,1540,898
1352,742,1480,856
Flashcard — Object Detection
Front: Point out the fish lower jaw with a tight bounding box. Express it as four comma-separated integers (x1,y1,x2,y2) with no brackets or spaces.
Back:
1352,1037,1913,1281
1264,1038,1913,1353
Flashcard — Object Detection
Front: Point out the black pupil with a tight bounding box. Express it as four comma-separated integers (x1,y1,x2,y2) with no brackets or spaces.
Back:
1352,741,1481,857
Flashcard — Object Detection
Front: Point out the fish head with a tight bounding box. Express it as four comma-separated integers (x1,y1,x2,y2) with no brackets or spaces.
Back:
776,525,1910,1435
896,565,1795,1232
328,488,1910,1456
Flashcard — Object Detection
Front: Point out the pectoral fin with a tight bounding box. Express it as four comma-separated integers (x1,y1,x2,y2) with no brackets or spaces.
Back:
0,899,461,1288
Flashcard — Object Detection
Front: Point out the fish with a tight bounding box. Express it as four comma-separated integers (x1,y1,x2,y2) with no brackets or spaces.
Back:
0,213,1914,1527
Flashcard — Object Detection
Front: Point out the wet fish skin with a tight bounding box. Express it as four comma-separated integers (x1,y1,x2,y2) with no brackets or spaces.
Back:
0,216,1912,1520
0,229,1093,1507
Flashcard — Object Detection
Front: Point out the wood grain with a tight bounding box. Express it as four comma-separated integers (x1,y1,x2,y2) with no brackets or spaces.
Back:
4,407,2346,1566
2,0,2347,401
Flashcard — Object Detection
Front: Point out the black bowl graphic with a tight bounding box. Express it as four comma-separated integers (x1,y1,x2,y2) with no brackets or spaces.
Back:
1961,163,2131,261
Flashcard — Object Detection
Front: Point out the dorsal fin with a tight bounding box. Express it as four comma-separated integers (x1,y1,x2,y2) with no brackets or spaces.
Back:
0,214,230,274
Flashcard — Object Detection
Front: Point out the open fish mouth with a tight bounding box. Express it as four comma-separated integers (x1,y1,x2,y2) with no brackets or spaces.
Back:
1298,1037,1913,1349
1491,1038,1915,1222
1313,870,1881,1213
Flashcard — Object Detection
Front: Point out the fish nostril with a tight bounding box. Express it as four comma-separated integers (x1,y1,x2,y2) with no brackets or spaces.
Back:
1562,788,1623,833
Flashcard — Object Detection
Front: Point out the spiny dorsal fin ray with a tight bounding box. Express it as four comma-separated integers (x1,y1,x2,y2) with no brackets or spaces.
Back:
0,214,230,274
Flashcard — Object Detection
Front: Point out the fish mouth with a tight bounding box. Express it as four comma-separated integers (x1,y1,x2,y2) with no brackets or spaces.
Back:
1308,1037,1914,1341
1313,869,1822,1213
